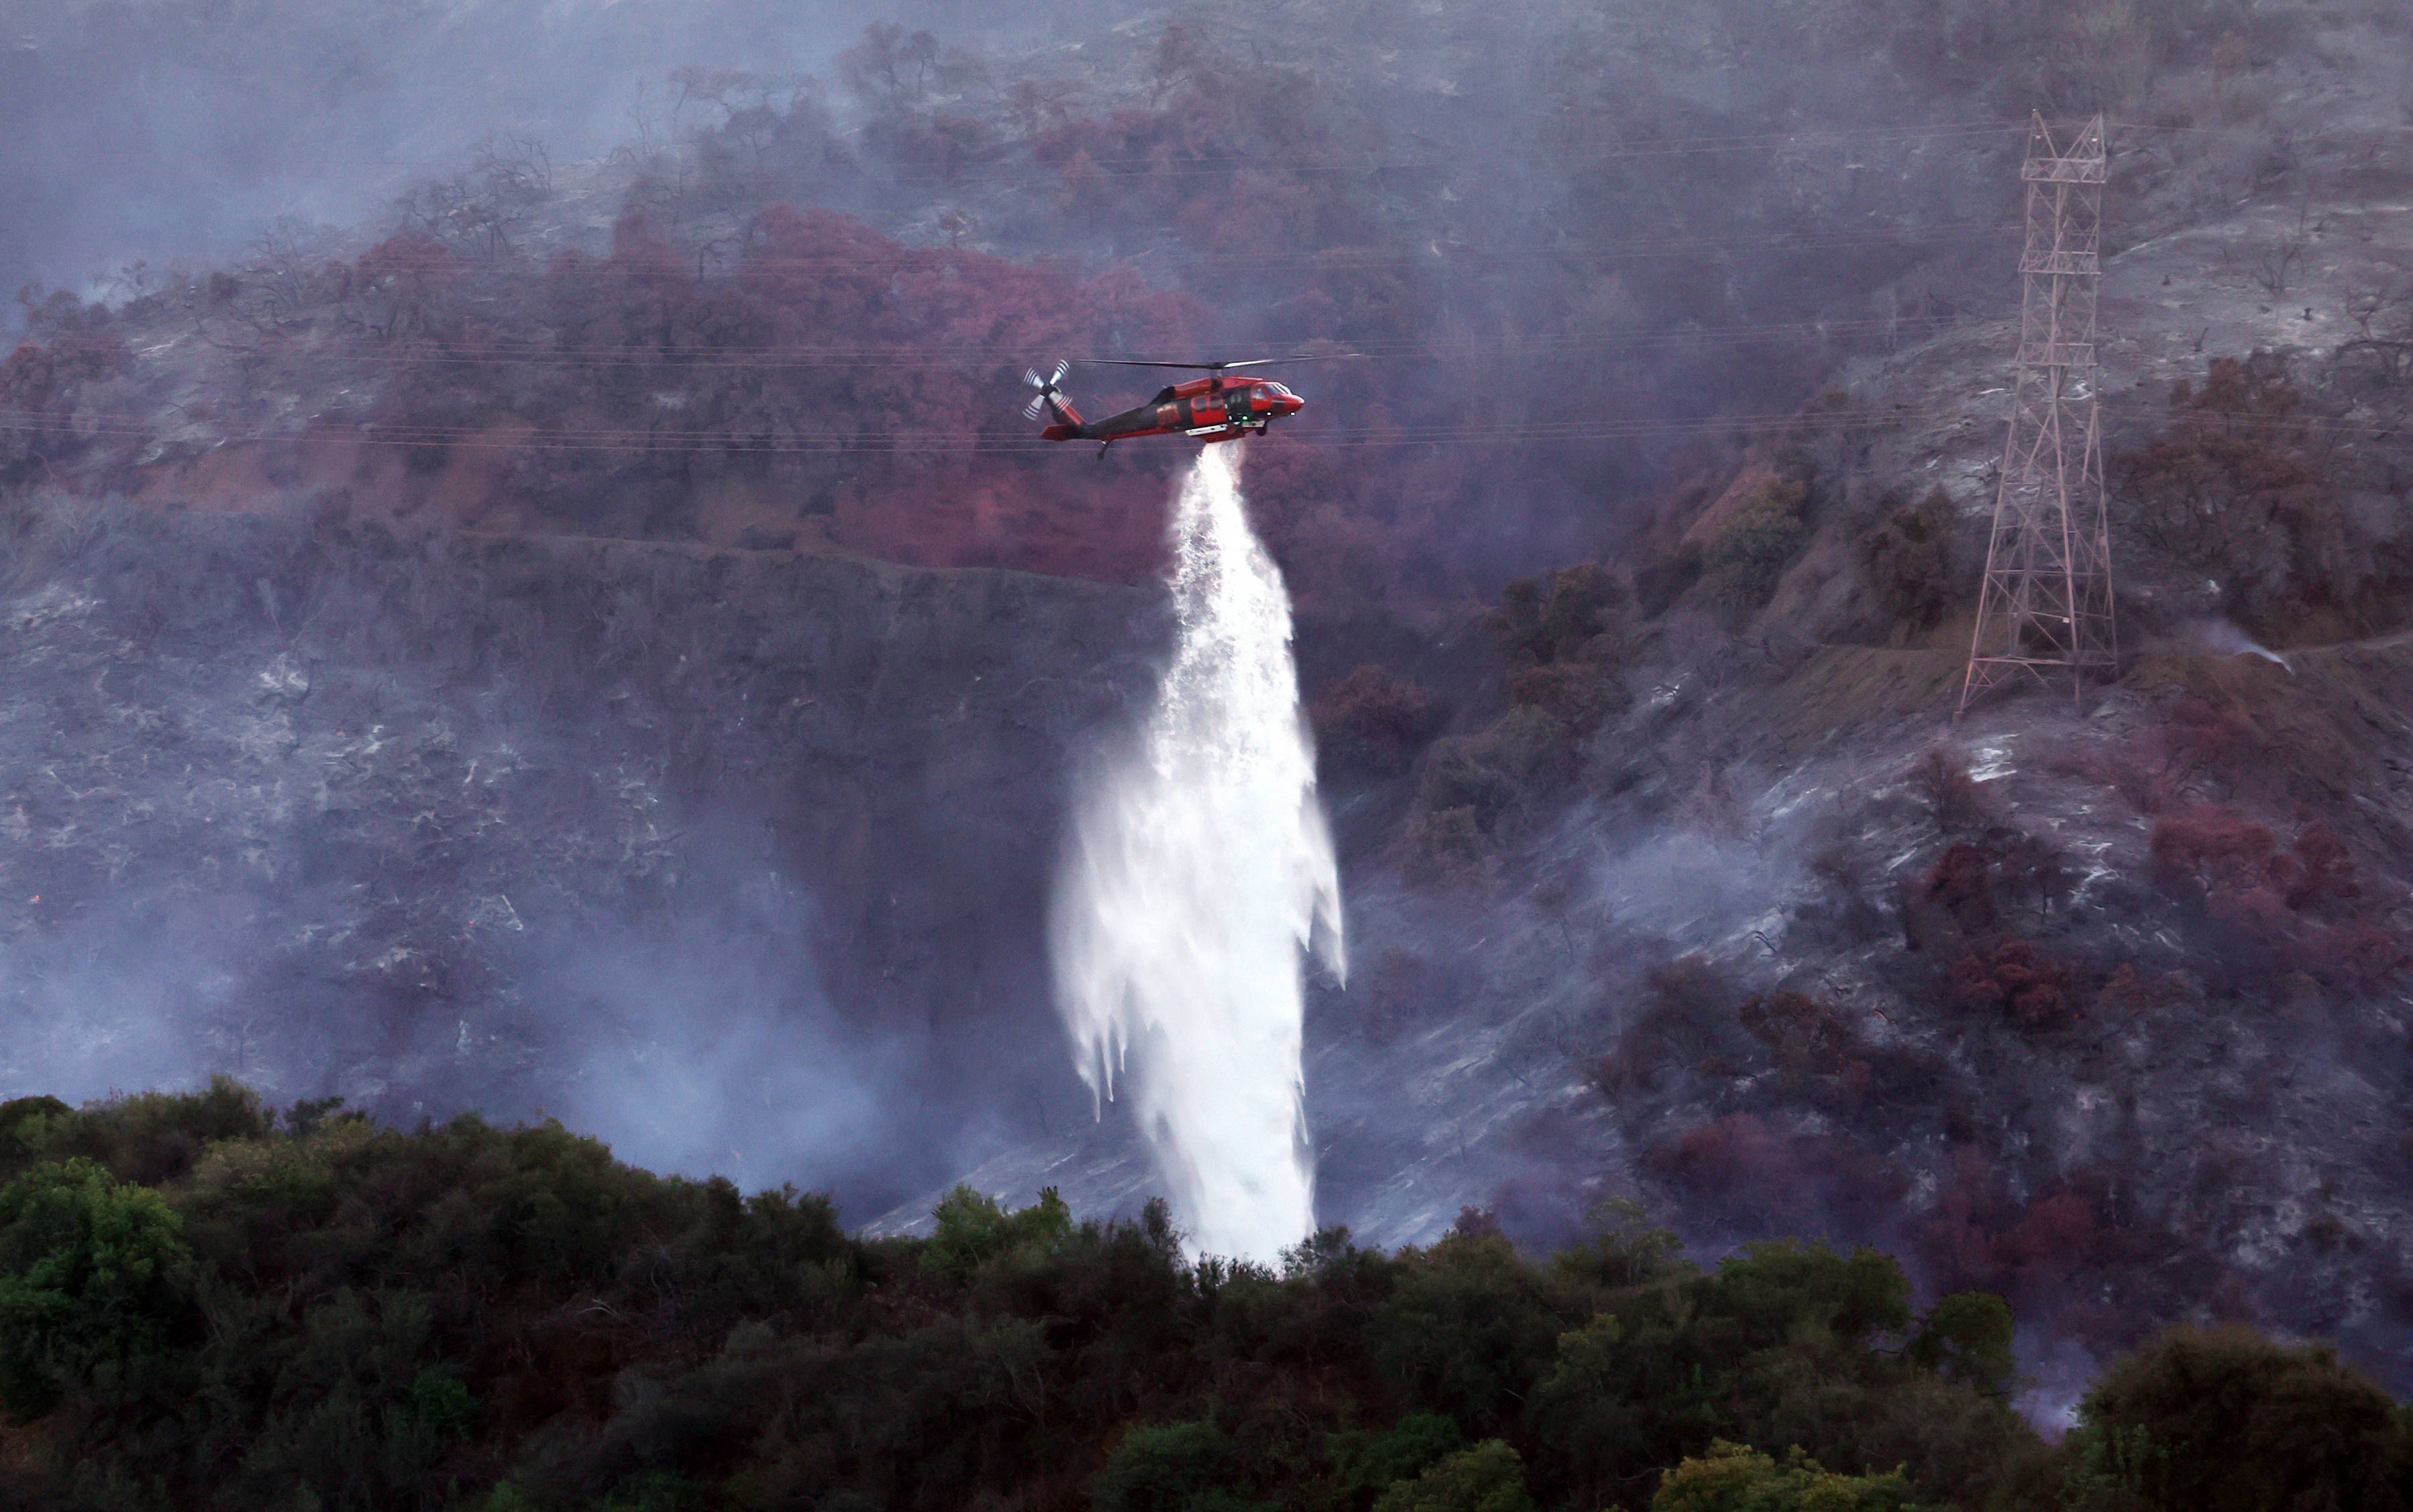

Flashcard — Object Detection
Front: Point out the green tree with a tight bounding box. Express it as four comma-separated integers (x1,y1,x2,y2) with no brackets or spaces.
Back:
1092,1419,1269,1512
1700,475,1810,611
1372,1440,1538,1512
1652,1440,1916,1512
0,1156,193,1418
2066,1325,2413,1512
0,1094,69,1163
1332,1412,1467,1496
1369,1231,1574,1433
1695,1242,1912,1348
920,1184,1073,1280
1906,1292,2016,1398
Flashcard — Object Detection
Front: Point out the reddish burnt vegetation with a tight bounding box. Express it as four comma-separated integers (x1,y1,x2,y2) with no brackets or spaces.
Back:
1735,990,1938,1115
1738,991,1861,1080
2151,806,2355,908
1312,665,1444,780
1901,834,2088,1035
2149,805,2408,990
1492,564,1630,733
1920,1154,2111,1308
1858,487,1959,635
1645,1114,1908,1235
353,229,462,342
2160,694,2273,785
1914,1151,2221,1343
2097,962,2202,1017
2114,354,2413,642
380,205,1203,576
1902,841,2001,948
48,200,1205,578
1593,956,1749,1094
43,11,1973,602
0,294,131,483
1948,938,2077,1031
2046,695,2276,816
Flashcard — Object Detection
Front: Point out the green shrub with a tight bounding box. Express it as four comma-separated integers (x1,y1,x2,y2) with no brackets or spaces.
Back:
0,1095,70,1162
1548,1199,1688,1293
1372,1439,1536,1512
1696,1241,1914,1348
408,1366,479,1441
1402,803,1491,887
214,1288,462,1509
603,1470,702,1511
920,1184,1072,1280
1700,476,1810,611
1652,1440,1916,1512
1529,1242,1935,1508
1507,661,1625,733
1492,563,1624,666
1906,1292,2016,1398
0,1156,194,1418
1093,1419,1267,1512
1859,487,1959,631
1331,1412,1467,1494
0,1079,2266,1512
1315,665,1446,778
1369,1233,1574,1434
2,1076,271,1189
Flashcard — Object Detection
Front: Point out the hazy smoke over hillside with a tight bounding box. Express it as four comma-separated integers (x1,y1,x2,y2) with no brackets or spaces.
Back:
0,0,864,304
9,0,2406,1399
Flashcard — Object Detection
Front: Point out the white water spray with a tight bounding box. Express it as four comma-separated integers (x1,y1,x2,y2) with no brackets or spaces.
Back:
1050,443,1345,1263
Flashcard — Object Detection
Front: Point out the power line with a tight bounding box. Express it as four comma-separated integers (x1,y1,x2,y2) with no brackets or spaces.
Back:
286,314,1977,371
690,113,2413,190
876,117,2411,184
864,119,2030,186
10,399,2398,457
304,218,2012,285
2111,118,2413,143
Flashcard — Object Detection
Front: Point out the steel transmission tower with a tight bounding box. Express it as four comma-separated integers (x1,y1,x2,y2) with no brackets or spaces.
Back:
1959,114,2117,718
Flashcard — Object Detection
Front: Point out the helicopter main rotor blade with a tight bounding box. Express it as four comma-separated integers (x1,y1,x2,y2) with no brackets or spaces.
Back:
1082,355,1351,371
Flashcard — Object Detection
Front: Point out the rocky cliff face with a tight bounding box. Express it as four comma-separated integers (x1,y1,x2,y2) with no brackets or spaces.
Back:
0,492,1166,1216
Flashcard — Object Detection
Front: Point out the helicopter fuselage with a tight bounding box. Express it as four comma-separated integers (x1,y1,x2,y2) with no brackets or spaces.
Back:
1040,373,1305,448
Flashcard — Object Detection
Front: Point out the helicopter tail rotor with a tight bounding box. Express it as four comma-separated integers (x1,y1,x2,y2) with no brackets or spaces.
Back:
1024,359,1082,431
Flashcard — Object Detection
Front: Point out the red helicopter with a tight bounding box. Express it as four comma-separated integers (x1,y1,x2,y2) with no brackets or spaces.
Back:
1022,358,1306,454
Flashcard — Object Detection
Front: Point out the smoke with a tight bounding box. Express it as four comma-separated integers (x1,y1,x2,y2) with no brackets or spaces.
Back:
517,861,902,1199
2183,617,2294,672
0,888,249,1107
1051,444,1345,1262
0,0,865,306
0,494,1152,1222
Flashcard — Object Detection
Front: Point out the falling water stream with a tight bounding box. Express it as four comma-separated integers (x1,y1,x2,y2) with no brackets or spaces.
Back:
1050,443,1345,1262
